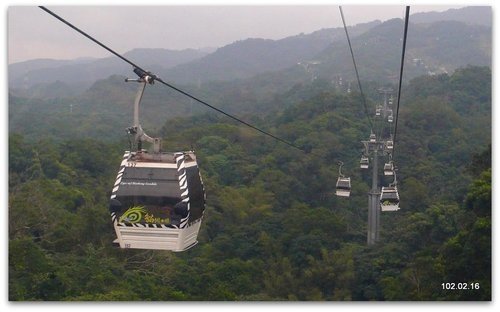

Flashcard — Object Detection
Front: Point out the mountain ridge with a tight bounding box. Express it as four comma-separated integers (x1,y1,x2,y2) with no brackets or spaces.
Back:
8,6,491,100
411,6,491,26
8,48,209,92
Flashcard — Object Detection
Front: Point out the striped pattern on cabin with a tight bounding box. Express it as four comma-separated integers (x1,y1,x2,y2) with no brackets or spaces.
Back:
175,152,190,229
109,152,180,228
109,151,195,229
110,151,130,223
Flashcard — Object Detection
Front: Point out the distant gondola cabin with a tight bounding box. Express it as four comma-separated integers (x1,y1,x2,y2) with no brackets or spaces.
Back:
384,162,394,176
380,186,400,211
336,177,351,197
360,156,369,169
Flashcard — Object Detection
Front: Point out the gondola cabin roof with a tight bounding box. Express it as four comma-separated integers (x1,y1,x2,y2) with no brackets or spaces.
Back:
336,177,351,189
115,151,198,198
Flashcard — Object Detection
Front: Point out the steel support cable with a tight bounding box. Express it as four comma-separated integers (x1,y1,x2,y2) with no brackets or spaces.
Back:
392,6,410,159
155,76,317,155
339,6,373,131
38,6,320,158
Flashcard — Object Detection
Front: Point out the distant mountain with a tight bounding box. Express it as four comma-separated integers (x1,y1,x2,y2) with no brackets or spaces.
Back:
8,16,492,145
411,6,491,27
8,58,96,80
8,21,380,98
161,21,380,85
123,48,210,69
174,17,491,117
8,6,491,104
8,48,209,92
10,80,83,99
311,17,491,84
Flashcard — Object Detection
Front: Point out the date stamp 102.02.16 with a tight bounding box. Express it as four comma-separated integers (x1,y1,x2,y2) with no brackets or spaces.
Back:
441,282,480,290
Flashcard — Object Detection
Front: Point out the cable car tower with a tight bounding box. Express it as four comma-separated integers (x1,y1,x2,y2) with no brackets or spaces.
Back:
362,91,400,245
339,5,410,245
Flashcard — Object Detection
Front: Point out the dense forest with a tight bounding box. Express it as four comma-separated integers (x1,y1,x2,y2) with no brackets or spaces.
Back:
8,65,491,300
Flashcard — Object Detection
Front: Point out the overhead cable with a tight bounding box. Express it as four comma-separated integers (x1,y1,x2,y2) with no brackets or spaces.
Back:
339,6,373,130
392,6,410,159
38,6,317,157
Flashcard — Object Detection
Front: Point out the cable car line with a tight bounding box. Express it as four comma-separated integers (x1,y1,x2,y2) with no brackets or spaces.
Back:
39,5,413,249
339,6,373,130
38,6,316,158
392,6,410,159
40,5,352,203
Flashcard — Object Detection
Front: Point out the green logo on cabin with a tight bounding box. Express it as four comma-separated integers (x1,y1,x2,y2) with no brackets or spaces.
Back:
119,206,146,223
119,206,170,224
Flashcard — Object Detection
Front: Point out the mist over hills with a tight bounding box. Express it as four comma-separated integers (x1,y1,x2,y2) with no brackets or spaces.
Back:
411,6,491,26
8,48,209,93
8,20,379,96
161,21,380,85
8,6,491,103
312,17,491,84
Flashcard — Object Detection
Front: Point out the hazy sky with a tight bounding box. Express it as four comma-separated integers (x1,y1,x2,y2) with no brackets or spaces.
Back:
6,3,468,64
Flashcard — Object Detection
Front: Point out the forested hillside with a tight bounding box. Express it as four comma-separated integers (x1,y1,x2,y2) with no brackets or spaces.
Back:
9,66,491,300
315,19,491,84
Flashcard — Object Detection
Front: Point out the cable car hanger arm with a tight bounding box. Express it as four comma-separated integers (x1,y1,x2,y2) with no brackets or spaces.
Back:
125,71,161,153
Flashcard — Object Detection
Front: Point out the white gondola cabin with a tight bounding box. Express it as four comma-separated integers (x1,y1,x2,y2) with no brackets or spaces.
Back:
380,186,400,211
360,155,369,169
386,140,394,150
384,162,394,176
335,161,351,197
110,150,205,251
369,133,376,143
336,177,351,197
